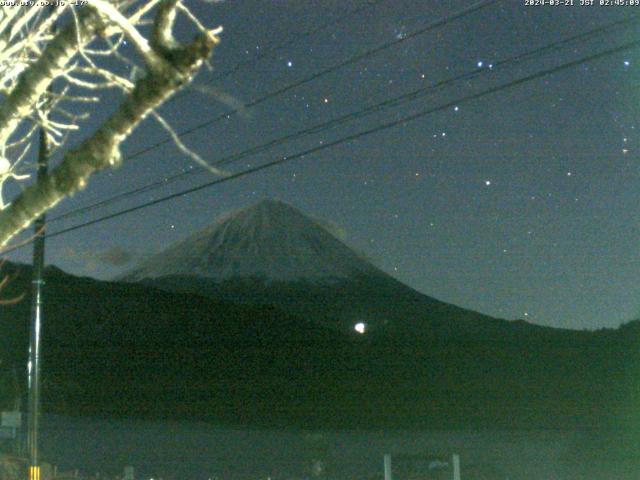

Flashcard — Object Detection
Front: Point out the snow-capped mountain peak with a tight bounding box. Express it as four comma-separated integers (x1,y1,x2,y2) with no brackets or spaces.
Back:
122,199,379,283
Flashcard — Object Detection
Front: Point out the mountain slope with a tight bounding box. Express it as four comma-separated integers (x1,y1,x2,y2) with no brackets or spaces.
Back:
121,199,517,335
0,200,632,430
0,262,638,430
123,199,381,283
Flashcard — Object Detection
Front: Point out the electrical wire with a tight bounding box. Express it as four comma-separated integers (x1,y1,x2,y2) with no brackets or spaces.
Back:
2,36,634,255
119,0,501,163
48,12,640,224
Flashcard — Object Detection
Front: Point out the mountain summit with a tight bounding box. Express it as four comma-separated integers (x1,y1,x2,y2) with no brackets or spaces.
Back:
123,199,380,283
122,199,510,336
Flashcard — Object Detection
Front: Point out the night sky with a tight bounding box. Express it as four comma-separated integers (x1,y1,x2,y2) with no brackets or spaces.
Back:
6,0,640,330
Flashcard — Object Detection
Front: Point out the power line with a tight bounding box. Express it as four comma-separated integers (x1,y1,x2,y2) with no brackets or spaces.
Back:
169,0,388,104
118,0,501,163
48,13,640,224
206,0,388,82
5,36,635,255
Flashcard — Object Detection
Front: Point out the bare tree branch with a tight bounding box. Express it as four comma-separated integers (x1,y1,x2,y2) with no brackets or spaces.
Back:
0,8,100,147
0,2,222,246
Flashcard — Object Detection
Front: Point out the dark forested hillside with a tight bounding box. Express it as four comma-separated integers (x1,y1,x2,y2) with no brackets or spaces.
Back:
0,262,638,431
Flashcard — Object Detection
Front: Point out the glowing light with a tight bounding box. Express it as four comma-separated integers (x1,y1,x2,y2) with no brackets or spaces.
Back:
354,322,366,334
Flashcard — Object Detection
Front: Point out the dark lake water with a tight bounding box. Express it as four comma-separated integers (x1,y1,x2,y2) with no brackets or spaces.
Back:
35,415,636,480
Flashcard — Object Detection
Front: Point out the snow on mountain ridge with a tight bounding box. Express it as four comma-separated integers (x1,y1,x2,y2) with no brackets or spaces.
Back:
122,199,381,283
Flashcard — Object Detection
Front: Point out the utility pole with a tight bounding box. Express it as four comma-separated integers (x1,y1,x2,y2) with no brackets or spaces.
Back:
26,119,49,480
27,6,55,472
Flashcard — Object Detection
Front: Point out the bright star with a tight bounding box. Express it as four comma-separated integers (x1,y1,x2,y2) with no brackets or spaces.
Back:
287,60,293,67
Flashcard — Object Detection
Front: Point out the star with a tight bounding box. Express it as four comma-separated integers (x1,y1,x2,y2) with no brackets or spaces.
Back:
485,180,491,186
286,60,293,67
477,60,484,68
454,106,459,112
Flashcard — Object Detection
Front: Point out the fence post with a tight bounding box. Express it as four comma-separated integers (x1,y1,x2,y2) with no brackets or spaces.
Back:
452,453,460,480
123,466,134,480
383,454,392,480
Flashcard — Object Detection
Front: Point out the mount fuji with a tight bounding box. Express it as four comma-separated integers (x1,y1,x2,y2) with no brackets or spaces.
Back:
123,199,382,284
121,199,514,336
0,200,634,429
